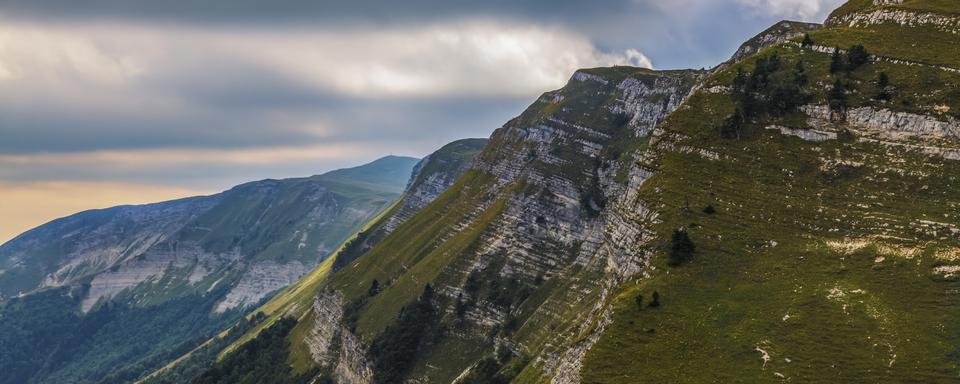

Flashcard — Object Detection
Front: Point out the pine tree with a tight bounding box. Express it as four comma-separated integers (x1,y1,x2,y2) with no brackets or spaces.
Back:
732,66,757,117
801,33,814,48
732,68,747,98
794,60,808,87
649,291,661,308
846,44,870,70
722,54,808,139
668,228,696,266
720,107,745,139
878,71,890,88
455,293,467,317
830,47,844,73
635,294,644,310
874,72,892,101
828,79,848,112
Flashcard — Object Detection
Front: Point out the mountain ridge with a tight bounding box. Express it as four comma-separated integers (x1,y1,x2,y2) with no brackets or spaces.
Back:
175,1,960,383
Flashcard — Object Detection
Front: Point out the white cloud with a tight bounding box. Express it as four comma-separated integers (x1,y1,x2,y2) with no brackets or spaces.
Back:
0,19,653,161
0,25,143,85
0,20,651,101
735,0,846,21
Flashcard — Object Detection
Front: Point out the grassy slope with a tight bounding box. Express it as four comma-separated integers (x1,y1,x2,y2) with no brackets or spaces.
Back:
331,139,489,271
331,170,498,336
582,1,960,382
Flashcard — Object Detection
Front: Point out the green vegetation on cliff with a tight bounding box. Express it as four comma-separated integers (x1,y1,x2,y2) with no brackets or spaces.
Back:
583,1,960,381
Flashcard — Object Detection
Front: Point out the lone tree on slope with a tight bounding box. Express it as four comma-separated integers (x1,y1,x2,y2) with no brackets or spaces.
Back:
829,79,848,113
846,44,870,70
668,228,696,266
830,47,844,73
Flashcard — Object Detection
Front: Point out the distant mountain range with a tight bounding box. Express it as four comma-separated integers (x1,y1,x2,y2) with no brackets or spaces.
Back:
0,147,487,384
0,155,418,309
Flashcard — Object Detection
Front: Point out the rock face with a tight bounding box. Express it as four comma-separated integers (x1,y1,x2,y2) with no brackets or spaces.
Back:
456,69,701,300
306,291,374,384
213,261,306,313
766,125,838,142
828,5,960,32
802,105,960,140
297,66,706,384
459,68,702,287
0,156,419,311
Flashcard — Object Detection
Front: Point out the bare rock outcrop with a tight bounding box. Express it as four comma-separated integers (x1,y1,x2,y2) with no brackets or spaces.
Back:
306,291,374,384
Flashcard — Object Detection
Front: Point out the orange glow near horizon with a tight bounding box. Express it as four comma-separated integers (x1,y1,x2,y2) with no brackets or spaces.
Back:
0,181,212,244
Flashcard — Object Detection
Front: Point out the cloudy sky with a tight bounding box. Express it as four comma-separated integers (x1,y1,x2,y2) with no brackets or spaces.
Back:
0,0,845,242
